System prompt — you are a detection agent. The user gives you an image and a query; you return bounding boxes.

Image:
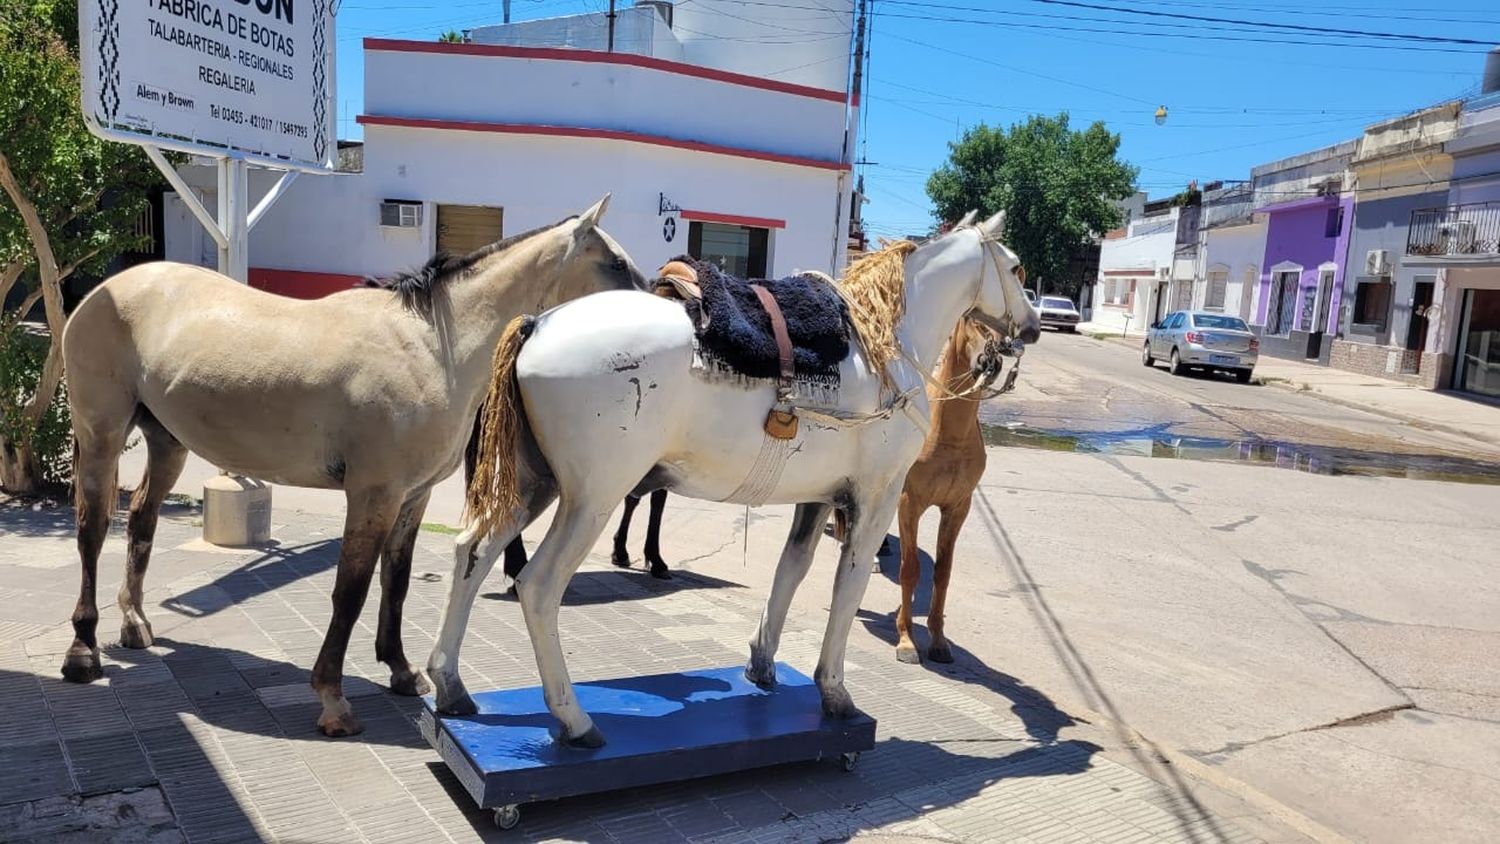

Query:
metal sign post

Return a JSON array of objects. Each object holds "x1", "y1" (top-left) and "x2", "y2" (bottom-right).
[{"x1": 79, "y1": 0, "x2": 336, "y2": 542}]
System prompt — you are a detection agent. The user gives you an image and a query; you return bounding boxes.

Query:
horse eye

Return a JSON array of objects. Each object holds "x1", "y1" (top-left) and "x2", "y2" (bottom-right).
[{"x1": 611, "y1": 258, "x2": 627, "y2": 272}]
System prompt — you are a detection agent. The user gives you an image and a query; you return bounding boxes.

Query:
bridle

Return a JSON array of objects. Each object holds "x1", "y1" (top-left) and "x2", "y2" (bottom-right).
[{"x1": 916, "y1": 225, "x2": 1026, "y2": 403}]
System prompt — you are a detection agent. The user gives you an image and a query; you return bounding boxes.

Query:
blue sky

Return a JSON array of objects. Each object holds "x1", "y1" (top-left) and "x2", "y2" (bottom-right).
[{"x1": 332, "y1": 0, "x2": 1500, "y2": 240}]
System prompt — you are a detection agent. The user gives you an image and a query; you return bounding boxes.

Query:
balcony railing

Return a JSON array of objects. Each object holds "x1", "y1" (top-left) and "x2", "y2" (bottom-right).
[{"x1": 1407, "y1": 201, "x2": 1500, "y2": 257}]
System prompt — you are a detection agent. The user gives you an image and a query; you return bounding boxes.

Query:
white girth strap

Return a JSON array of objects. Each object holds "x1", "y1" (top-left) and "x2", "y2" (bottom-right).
[{"x1": 722, "y1": 432, "x2": 794, "y2": 506}]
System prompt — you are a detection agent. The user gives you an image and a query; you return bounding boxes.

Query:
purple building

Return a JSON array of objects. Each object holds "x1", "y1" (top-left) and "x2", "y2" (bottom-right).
[{"x1": 1254, "y1": 186, "x2": 1355, "y2": 364}]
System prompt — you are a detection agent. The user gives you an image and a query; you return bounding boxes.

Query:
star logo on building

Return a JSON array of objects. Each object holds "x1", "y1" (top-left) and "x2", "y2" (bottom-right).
[{"x1": 663, "y1": 217, "x2": 677, "y2": 243}]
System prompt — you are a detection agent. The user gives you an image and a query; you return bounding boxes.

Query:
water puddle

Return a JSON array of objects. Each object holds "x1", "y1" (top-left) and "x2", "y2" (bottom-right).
[{"x1": 982, "y1": 424, "x2": 1500, "y2": 485}]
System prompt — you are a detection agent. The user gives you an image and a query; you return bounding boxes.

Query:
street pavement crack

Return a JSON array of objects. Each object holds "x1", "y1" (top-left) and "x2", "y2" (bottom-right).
[
  {"x1": 1190, "y1": 703, "x2": 1416, "y2": 759},
  {"x1": 672, "y1": 538, "x2": 738, "y2": 567}
]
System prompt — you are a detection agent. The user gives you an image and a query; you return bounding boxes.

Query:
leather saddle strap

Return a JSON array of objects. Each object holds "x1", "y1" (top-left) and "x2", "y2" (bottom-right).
[{"x1": 750, "y1": 284, "x2": 796, "y2": 386}]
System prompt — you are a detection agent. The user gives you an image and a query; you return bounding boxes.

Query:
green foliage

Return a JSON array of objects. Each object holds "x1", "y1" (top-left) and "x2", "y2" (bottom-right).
[
  {"x1": 0, "y1": 324, "x2": 70, "y2": 489},
  {"x1": 438, "y1": 30, "x2": 465, "y2": 43},
  {"x1": 926, "y1": 113, "x2": 1138, "y2": 299},
  {"x1": 0, "y1": 3, "x2": 158, "y2": 279}
]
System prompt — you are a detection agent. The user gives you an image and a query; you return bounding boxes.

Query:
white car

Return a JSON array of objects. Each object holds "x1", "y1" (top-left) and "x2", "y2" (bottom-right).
[{"x1": 1037, "y1": 296, "x2": 1081, "y2": 332}]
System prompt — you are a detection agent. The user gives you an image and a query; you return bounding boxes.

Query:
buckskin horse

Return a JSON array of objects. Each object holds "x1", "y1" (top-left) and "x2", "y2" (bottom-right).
[
  {"x1": 59, "y1": 196, "x2": 644, "y2": 737},
  {"x1": 433, "y1": 211, "x2": 1039, "y2": 747}
]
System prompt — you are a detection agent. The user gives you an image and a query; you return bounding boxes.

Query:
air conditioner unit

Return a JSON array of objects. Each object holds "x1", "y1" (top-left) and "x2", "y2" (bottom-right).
[
  {"x1": 1437, "y1": 220, "x2": 1477, "y2": 254},
  {"x1": 379, "y1": 200, "x2": 422, "y2": 228},
  {"x1": 1365, "y1": 249, "x2": 1390, "y2": 276}
]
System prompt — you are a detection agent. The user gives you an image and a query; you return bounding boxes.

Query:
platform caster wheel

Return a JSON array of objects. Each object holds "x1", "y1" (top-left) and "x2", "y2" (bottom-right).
[
  {"x1": 493, "y1": 804, "x2": 521, "y2": 830},
  {"x1": 840, "y1": 751, "x2": 860, "y2": 772}
]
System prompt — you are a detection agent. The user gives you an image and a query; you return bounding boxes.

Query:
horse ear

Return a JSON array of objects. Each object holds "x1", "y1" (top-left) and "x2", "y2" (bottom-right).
[
  {"x1": 983, "y1": 210, "x2": 1006, "y2": 235},
  {"x1": 955, "y1": 210, "x2": 979, "y2": 228},
  {"x1": 577, "y1": 193, "x2": 612, "y2": 232}
]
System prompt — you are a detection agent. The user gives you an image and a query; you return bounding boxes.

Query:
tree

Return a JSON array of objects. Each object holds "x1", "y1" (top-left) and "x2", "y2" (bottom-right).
[
  {"x1": 0, "y1": 3, "x2": 157, "y2": 493},
  {"x1": 438, "y1": 30, "x2": 465, "y2": 43},
  {"x1": 926, "y1": 113, "x2": 1138, "y2": 300}
]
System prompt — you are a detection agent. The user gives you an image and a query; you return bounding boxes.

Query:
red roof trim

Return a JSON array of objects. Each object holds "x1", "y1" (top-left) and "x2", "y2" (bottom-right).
[
  {"x1": 680, "y1": 209, "x2": 787, "y2": 229},
  {"x1": 363, "y1": 38, "x2": 856, "y2": 106},
  {"x1": 356, "y1": 114, "x2": 851, "y2": 172}
]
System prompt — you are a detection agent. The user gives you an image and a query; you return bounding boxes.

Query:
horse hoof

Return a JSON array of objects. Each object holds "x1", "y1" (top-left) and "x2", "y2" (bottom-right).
[
  {"x1": 744, "y1": 661, "x2": 777, "y2": 690},
  {"x1": 610, "y1": 552, "x2": 632, "y2": 569},
  {"x1": 436, "y1": 692, "x2": 478, "y2": 716},
  {"x1": 119, "y1": 621, "x2": 154, "y2": 650},
  {"x1": 317, "y1": 710, "x2": 365, "y2": 738},
  {"x1": 820, "y1": 685, "x2": 857, "y2": 719},
  {"x1": 563, "y1": 724, "x2": 606, "y2": 749},
  {"x1": 649, "y1": 566, "x2": 672, "y2": 580},
  {"x1": 60, "y1": 647, "x2": 102, "y2": 684},
  {"x1": 389, "y1": 669, "x2": 432, "y2": 697},
  {"x1": 895, "y1": 645, "x2": 921, "y2": 665},
  {"x1": 927, "y1": 644, "x2": 954, "y2": 664}
]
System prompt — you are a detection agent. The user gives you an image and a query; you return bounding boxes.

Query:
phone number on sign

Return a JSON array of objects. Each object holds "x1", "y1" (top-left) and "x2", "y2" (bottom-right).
[{"x1": 210, "y1": 106, "x2": 309, "y2": 138}]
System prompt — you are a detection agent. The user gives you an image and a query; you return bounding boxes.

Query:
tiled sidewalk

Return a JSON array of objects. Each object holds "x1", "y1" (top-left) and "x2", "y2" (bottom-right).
[{"x1": 0, "y1": 498, "x2": 1269, "y2": 843}]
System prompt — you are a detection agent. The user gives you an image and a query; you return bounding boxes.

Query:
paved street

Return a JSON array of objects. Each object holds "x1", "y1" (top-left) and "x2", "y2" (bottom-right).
[{"x1": 2, "y1": 330, "x2": 1498, "y2": 843}]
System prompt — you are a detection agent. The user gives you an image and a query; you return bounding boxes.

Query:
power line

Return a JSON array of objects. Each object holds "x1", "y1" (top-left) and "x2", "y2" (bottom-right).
[{"x1": 1013, "y1": 0, "x2": 1498, "y2": 46}]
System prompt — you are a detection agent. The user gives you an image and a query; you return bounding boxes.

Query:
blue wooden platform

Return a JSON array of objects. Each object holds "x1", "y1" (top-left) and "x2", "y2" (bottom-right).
[{"x1": 419, "y1": 663, "x2": 877, "y2": 810}]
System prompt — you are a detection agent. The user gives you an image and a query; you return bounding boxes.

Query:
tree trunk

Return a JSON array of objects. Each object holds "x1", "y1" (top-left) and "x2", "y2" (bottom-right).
[
  {"x1": 0, "y1": 436, "x2": 42, "y2": 495},
  {"x1": 0, "y1": 150, "x2": 68, "y2": 490}
]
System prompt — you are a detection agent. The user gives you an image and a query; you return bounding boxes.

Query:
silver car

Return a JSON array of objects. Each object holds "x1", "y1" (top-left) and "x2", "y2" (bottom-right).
[
  {"x1": 1037, "y1": 296, "x2": 1081, "y2": 332},
  {"x1": 1142, "y1": 310, "x2": 1259, "y2": 383}
]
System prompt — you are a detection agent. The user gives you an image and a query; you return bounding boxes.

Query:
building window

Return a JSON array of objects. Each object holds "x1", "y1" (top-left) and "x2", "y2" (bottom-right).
[
  {"x1": 1205, "y1": 269, "x2": 1228, "y2": 311},
  {"x1": 1102, "y1": 277, "x2": 1133, "y2": 305},
  {"x1": 1456, "y1": 289, "x2": 1500, "y2": 399},
  {"x1": 689, "y1": 221, "x2": 769, "y2": 278},
  {"x1": 1325, "y1": 206, "x2": 1344, "y2": 238},
  {"x1": 1352, "y1": 279, "x2": 1394, "y2": 332},
  {"x1": 1267, "y1": 271, "x2": 1299, "y2": 337},
  {"x1": 436, "y1": 204, "x2": 503, "y2": 255}
]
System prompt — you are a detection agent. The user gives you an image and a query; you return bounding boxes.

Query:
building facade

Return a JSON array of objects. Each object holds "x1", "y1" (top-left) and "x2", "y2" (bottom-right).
[
  {"x1": 1332, "y1": 103, "x2": 1460, "y2": 387},
  {"x1": 1194, "y1": 182, "x2": 1265, "y2": 323},
  {"x1": 1091, "y1": 203, "x2": 1179, "y2": 333},
  {"x1": 1408, "y1": 90, "x2": 1500, "y2": 400},
  {"x1": 1249, "y1": 141, "x2": 1356, "y2": 363},
  {"x1": 164, "y1": 2, "x2": 857, "y2": 297}
]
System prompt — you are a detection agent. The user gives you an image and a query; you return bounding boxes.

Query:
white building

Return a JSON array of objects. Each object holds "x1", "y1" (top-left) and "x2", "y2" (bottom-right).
[
  {"x1": 1195, "y1": 183, "x2": 1265, "y2": 323},
  {"x1": 164, "y1": 1, "x2": 857, "y2": 297},
  {"x1": 1091, "y1": 204, "x2": 1180, "y2": 334}
]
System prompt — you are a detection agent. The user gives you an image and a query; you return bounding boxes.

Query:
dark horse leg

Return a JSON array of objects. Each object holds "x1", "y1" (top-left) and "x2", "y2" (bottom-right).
[
  {"x1": 642, "y1": 489, "x2": 671, "y2": 579},
  {"x1": 375, "y1": 489, "x2": 433, "y2": 697},
  {"x1": 611, "y1": 491, "x2": 671, "y2": 579},
  {"x1": 610, "y1": 494, "x2": 642, "y2": 568},
  {"x1": 118, "y1": 409, "x2": 189, "y2": 650},
  {"x1": 312, "y1": 486, "x2": 402, "y2": 737}
]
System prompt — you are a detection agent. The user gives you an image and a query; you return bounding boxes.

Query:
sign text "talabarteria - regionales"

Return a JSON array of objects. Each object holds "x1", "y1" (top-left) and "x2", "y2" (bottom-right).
[{"x1": 81, "y1": 0, "x2": 335, "y2": 169}]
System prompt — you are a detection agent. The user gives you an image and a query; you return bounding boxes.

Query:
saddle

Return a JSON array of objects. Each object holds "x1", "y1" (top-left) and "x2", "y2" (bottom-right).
[{"x1": 652, "y1": 257, "x2": 852, "y2": 439}]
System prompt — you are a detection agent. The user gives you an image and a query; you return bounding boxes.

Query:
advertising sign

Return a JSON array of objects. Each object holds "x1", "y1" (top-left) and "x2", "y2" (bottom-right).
[{"x1": 80, "y1": 0, "x2": 335, "y2": 170}]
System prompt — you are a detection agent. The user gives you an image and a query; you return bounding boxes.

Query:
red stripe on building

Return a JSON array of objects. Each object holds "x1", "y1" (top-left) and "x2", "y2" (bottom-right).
[
  {"x1": 249, "y1": 268, "x2": 363, "y2": 299},
  {"x1": 680, "y1": 210, "x2": 787, "y2": 229},
  {"x1": 356, "y1": 115, "x2": 851, "y2": 172},
  {"x1": 363, "y1": 38, "x2": 856, "y2": 106}
]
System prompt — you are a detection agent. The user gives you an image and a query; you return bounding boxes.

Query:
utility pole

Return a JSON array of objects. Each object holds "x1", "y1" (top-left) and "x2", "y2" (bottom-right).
[
  {"x1": 607, "y1": 0, "x2": 617, "y2": 51},
  {"x1": 503, "y1": 0, "x2": 510, "y2": 23}
]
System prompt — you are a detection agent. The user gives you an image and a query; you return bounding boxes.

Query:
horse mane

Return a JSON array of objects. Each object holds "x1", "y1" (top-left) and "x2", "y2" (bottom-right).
[
  {"x1": 364, "y1": 216, "x2": 575, "y2": 310},
  {"x1": 836, "y1": 239, "x2": 918, "y2": 385}
]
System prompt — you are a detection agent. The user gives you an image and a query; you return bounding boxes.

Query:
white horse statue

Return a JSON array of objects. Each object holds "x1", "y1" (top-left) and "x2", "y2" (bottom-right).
[
  {"x1": 60, "y1": 196, "x2": 644, "y2": 737},
  {"x1": 430, "y1": 211, "x2": 1039, "y2": 747}
]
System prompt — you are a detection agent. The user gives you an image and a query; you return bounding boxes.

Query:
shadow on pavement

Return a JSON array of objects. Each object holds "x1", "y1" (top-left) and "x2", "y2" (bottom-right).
[{"x1": 480, "y1": 567, "x2": 745, "y2": 606}]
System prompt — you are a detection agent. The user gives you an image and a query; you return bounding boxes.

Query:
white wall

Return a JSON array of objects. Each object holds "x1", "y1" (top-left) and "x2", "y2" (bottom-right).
[
  {"x1": 468, "y1": 7, "x2": 682, "y2": 61},
  {"x1": 1091, "y1": 211, "x2": 1178, "y2": 333},
  {"x1": 1199, "y1": 222, "x2": 1266, "y2": 321},
  {"x1": 363, "y1": 46, "x2": 849, "y2": 164},
  {"x1": 168, "y1": 125, "x2": 846, "y2": 281},
  {"x1": 672, "y1": 0, "x2": 854, "y2": 91}
]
